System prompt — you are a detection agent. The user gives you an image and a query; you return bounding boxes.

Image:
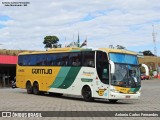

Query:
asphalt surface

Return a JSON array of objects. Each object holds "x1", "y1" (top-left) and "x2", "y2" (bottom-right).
[{"x1": 0, "y1": 79, "x2": 160, "y2": 120}]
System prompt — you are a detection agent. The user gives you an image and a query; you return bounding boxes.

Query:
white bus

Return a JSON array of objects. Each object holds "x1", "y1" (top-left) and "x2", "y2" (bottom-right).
[{"x1": 16, "y1": 47, "x2": 142, "y2": 103}]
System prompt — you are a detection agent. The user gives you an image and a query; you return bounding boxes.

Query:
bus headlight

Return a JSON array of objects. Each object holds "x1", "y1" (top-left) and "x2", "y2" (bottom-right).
[
  {"x1": 136, "y1": 90, "x2": 141, "y2": 94},
  {"x1": 110, "y1": 89, "x2": 120, "y2": 93}
]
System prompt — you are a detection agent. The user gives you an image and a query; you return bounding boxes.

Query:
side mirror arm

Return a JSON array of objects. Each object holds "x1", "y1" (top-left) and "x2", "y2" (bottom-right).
[{"x1": 109, "y1": 60, "x2": 115, "y2": 74}]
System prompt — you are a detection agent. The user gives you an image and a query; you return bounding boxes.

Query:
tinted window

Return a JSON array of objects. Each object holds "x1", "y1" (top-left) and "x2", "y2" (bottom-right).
[
  {"x1": 96, "y1": 51, "x2": 109, "y2": 84},
  {"x1": 82, "y1": 51, "x2": 95, "y2": 67},
  {"x1": 23, "y1": 55, "x2": 30, "y2": 65},
  {"x1": 109, "y1": 53, "x2": 138, "y2": 65},
  {"x1": 60, "y1": 53, "x2": 69, "y2": 66},
  {"x1": 29, "y1": 55, "x2": 37, "y2": 66},
  {"x1": 47, "y1": 54, "x2": 57, "y2": 66},
  {"x1": 36, "y1": 54, "x2": 47, "y2": 66},
  {"x1": 18, "y1": 51, "x2": 96, "y2": 67},
  {"x1": 69, "y1": 52, "x2": 81, "y2": 66},
  {"x1": 18, "y1": 55, "x2": 23, "y2": 66},
  {"x1": 55, "y1": 53, "x2": 69, "y2": 66}
]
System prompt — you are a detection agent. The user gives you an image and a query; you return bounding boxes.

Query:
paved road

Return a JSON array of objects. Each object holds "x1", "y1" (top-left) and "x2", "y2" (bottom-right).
[{"x1": 0, "y1": 79, "x2": 160, "y2": 120}]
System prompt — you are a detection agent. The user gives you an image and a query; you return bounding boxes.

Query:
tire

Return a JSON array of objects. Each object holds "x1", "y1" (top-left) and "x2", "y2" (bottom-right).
[
  {"x1": 82, "y1": 86, "x2": 94, "y2": 102},
  {"x1": 109, "y1": 99, "x2": 118, "y2": 103},
  {"x1": 33, "y1": 82, "x2": 40, "y2": 95},
  {"x1": 26, "y1": 82, "x2": 33, "y2": 94}
]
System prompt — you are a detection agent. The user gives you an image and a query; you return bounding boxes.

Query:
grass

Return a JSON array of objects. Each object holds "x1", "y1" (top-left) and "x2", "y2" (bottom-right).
[{"x1": 0, "y1": 49, "x2": 37, "y2": 56}]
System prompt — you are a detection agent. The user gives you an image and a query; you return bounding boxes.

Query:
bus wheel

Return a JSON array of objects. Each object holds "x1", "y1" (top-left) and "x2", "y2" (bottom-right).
[
  {"x1": 33, "y1": 82, "x2": 40, "y2": 95},
  {"x1": 26, "y1": 82, "x2": 33, "y2": 94},
  {"x1": 82, "y1": 86, "x2": 94, "y2": 102},
  {"x1": 109, "y1": 99, "x2": 118, "y2": 103}
]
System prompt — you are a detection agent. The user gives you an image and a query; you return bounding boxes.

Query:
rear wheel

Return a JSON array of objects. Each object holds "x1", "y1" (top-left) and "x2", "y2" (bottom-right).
[
  {"x1": 33, "y1": 82, "x2": 41, "y2": 95},
  {"x1": 82, "y1": 86, "x2": 94, "y2": 102},
  {"x1": 26, "y1": 82, "x2": 33, "y2": 94},
  {"x1": 109, "y1": 99, "x2": 118, "y2": 103}
]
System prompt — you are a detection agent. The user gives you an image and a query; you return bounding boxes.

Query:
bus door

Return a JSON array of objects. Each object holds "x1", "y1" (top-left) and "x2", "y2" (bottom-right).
[{"x1": 94, "y1": 51, "x2": 110, "y2": 98}]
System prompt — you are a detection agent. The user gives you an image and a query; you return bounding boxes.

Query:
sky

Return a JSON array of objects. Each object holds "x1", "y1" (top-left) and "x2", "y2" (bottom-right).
[{"x1": 0, "y1": 0, "x2": 160, "y2": 56}]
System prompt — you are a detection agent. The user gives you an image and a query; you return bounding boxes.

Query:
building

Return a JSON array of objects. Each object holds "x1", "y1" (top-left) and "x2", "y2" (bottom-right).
[
  {"x1": 0, "y1": 49, "x2": 39, "y2": 88},
  {"x1": 139, "y1": 56, "x2": 160, "y2": 77},
  {"x1": 0, "y1": 55, "x2": 17, "y2": 87},
  {"x1": 139, "y1": 56, "x2": 160, "y2": 70}
]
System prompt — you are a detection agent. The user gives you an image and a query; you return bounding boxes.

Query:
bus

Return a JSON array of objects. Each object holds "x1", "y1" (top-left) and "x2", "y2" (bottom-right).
[{"x1": 16, "y1": 47, "x2": 142, "y2": 103}]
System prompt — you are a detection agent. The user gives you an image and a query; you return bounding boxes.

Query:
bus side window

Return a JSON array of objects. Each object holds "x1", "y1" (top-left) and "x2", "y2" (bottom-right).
[
  {"x1": 36, "y1": 54, "x2": 45, "y2": 66},
  {"x1": 52, "y1": 54, "x2": 57, "y2": 66},
  {"x1": 23, "y1": 55, "x2": 29, "y2": 66},
  {"x1": 27, "y1": 55, "x2": 32, "y2": 65},
  {"x1": 18, "y1": 55, "x2": 23, "y2": 66},
  {"x1": 38, "y1": 54, "x2": 46, "y2": 66},
  {"x1": 46, "y1": 54, "x2": 51, "y2": 65},
  {"x1": 69, "y1": 52, "x2": 81, "y2": 66},
  {"x1": 54, "y1": 54, "x2": 60, "y2": 66},
  {"x1": 36, "y1": 55, "x2": 40, "y2": 65},
  {"x1": 30, "y1": 55, "x2": 37, "y2": 66},
  {"x1": 88, "y1": 60, "x2": 94, "y2": 67},
  {"x1": 60, "y1": 53, "x2": 69, "y2": 66},
  {"x1": 82, "y1": 51, "x2": 95, "y2": 67},
  {"x1": 42, "y1": 54, "x2": 47, "y2": 66}
]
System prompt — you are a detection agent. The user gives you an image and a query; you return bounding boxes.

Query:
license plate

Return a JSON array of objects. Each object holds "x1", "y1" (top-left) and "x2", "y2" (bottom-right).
[{"x1": 126, "y1": 95, "x2": 130, "y2": 98}]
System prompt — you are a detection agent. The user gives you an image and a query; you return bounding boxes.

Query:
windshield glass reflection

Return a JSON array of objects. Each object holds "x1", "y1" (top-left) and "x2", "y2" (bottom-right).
[{"x1": 111, "y1": 64, "x2": 141, "y2": 88}]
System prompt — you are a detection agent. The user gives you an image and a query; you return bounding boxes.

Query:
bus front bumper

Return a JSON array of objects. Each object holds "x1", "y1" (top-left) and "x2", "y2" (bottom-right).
[{"x1": 109, "y1": 92, "x2": 141, "y2": 100}]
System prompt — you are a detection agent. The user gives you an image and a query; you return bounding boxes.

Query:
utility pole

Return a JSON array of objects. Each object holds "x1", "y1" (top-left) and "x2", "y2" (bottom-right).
[
  {"x1": 152, "y1": 24, "x2": 158, "y2": 74},
  {"x1": 77, "y1": 32, "x2": 80, "y2": 47},
  {"x1": 152, "y1": 25, "x2": 157, "y2": 57},
  {"x1": 65, "y1": 37, "x2": 66, "y2": 47}
]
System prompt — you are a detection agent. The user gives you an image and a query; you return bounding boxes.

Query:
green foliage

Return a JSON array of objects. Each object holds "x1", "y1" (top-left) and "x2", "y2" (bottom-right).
[
  {"x1": 43, "y1": 36, "x2": 59, "y2": 48},
  {"x1": 140, "y1": 67, "x2": 145, "y2": 73},
  {"x1": 0, "y1": 49, "x2": 23, "y2": 56},
  {"x1": 149, "y1": 70, "x2": 153, "y2": 76},
  {"x1": 143, "y1": 50, "x2": 155, "y2": 56}
]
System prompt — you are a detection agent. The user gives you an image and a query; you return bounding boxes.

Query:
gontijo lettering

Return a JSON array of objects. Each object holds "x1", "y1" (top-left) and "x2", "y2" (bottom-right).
[{"x1": 32, "y1": 69, "x2": 52, "y2": 74}]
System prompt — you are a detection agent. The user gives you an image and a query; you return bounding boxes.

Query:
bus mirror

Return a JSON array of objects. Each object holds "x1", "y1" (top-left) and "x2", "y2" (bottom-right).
[
  {"x1": 141, "y1": 64, "x2": 149, "y2": 76},
  {"x1": 109, "y1": 60, "x2": 115, "y2": 74}
]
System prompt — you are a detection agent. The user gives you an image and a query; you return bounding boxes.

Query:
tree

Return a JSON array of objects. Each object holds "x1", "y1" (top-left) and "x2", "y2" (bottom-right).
[
  {"x1": 116, "y1": 45, "x2": 125, "y2": 49},
  {"x1": 143, "y1": 50, "x2": 155, "y2": 56},
  {"x1": 43, "y1": 36, "x2": 59, "y2": 48}
]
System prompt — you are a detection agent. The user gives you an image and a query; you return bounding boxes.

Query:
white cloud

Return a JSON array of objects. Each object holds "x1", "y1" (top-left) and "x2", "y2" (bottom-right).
[{"x1": 0, "y1": 0, "x2": 160, "y2": 55}]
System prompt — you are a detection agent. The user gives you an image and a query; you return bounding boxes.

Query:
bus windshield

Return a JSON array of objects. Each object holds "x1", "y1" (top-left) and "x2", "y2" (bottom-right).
[
  {"x1": 109, "y1": 53, "x2": 140, "y2": 88},
  {"x1": 109, "y1": 53, "x2": 138, "y2": 65}
]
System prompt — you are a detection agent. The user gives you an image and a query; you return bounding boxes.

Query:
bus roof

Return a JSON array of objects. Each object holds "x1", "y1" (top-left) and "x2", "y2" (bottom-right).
[
  {"x1": 18, "y1": 47, "x2": 137, "y2": 55},
  {"x1": 18, "y1": 47, "x2": 92, "y2": 55},
  {"x1": 99, "y1": 48, "x2": 137, "y2": 55}
]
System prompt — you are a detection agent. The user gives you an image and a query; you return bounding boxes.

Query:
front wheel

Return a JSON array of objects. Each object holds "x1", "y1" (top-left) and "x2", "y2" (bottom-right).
[{"x1": 82, "y1": 86, "x2": 94, "y2": 102}]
